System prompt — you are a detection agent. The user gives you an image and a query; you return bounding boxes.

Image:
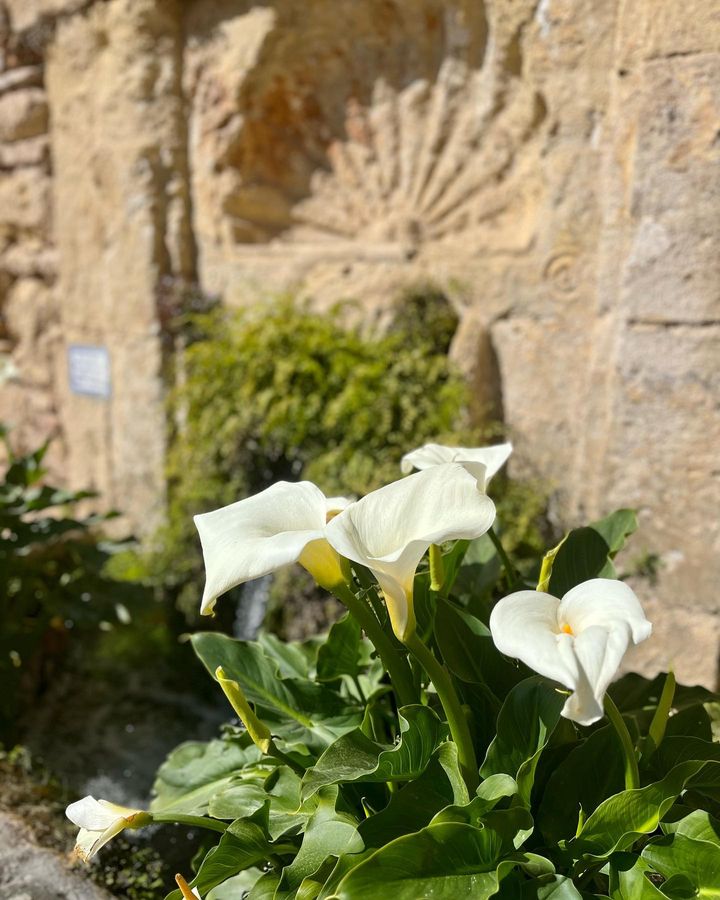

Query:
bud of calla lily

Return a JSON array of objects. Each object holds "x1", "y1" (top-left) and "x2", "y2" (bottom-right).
[
  {"x1": 325, "y1": 463, "x2": 496, "y2": 641},
  {"x1": 65, "y1": 797, "x2": 151, "y2": 861},
  {"x1": 194, "y1": 482, "x2": 351, "y2": 614},
  {"x1": 489, "y1": 578, "x2": 652, "y2": 726},
  {"x1": 215, "y1": 666, "x2": 272, "y2": 753},
  {"x1": 400, "y1": 442, "x2": 513, "y2": 487}
]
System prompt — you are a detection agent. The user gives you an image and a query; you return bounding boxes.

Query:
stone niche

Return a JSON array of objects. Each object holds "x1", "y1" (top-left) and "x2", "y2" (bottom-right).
[{"x1": 0, "y1": 0, "x2": 718, "y2": 686}]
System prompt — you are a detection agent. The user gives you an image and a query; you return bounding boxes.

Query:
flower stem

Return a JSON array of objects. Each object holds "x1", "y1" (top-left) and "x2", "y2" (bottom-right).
[
  {"x1": 152, "y1": 813, "x2": 228, "y2": 833},
  {"x1": 267, "y1": 740, "x2": 307, "y2": 776},
  {"x1": 488, "y1": 526, "x2": 519, "y2": 585},
  {"x1": 405, "y1": 632, "x2": 479, "y2": 793},
  {"x1": 604, "y1": 694, "x2": 640, "y2": 791},
  {"x1": 336, "y1": 585, "x2": 416, "y2": 708}
]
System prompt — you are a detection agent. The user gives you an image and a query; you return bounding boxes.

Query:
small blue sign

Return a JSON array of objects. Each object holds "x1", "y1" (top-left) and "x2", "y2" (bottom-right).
[{"x1": 68, "y1": 345, "x2": 111, "y2": 398}]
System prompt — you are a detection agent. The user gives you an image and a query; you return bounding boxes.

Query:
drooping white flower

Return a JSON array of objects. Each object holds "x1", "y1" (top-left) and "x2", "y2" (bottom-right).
[
  {"x1": 325, "y1": 463, "x2": 496, "y2": 641},
  {"x1": 65, "y1": 796, "x2": 151, "y2": 861},
  {"x1": 195, "y1": 482, "x2": 351, "y2": 614},
  {"x1": 400, "y1": 442, "x2": 513, "y2": 487},
  {"x1": 489, "y1": 579, "x2": 652, "y2": 726}
]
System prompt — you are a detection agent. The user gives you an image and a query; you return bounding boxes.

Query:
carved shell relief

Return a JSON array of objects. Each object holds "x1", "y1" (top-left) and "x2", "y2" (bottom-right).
[{"x1": 198, "y1": 0, "x2": 547, "y2": 263}]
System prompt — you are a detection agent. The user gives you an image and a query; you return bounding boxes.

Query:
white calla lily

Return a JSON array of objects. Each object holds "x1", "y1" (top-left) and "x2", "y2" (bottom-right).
[
  {"x1": 65, "y1": 796, "x2": 151, "y2": 861},
  {"x1": 194, "y1": 482, "x2": 351, "y2": 614},
  {"x1": 489, "y1": 578, "x2": 652, "y2": 726},
  {"x1": 325, "y1": 462, "x2": 496, "y2": 641},
  {"x1": 400, "y1": 441, "x2": 513, "y2": 486}
]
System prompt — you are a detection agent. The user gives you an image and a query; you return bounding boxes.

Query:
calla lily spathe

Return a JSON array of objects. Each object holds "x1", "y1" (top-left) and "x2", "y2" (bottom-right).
[
  {"x1": 489, "y1": 578, "x2": 652, "y2": 726},
  {"x1": 325, "y1": 462, "x2": 496, "y2": 641},
  {"x1": 400, "y1": 441, "x2": 513, "y2": 487},
  {"x1": 195, "y1": 482, "x2": 351, "y2": 614},
  {"x1": 65, "y1": 796, "x2": 151, "y2": 861}
]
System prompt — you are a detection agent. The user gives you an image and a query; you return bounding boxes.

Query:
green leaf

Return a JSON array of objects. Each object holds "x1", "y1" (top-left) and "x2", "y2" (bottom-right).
[
  {"x1": 538, "y1": 725, "x2": 625, "y2": 845},
  {"x1": 165, "y1": 808, "x2": 291, "y2": 900},
  {"x1": 207, "y1": 780, "x2": 267, "y2": 821},
  {"x1": 481, "y1": 677, "x2": 565, "y2": 806},
  {"x1": 651, "y1": 738, "x2": 720, "y2": 803},
  {"x1": 548, "y1": 509, "x2": 637, "y2": 597},
  {"x1": 609, "y1": 853, "x2": 669, "y2": 899},
  {"x1": 275, "y1": 790, "x2": 364, "y2": 898},
  {"x1": 431, "y1": 773, "x2": 520, "y2": 825},
  {"x1": 246, "y1": 872, "x2": 281, "y2": 899},
  {"x1": 209, "y1": 767, "x2": 318, "y2": 840},
  {"x1": 610, "y1": 673, "x2": 716, "y2": 742},
  {"x1": 297, "y1": 857, "x2": 339, "y2": 900},
  {"x1": 431, "y1": 786, "x2": 534, "y2": 852},
  {"x1": 333, "y1": 822, "x2": 553, "y2": 900},
  {"x1": 454, "y1": 535, "x2": 503, "y2": 616},
  {"x1": 316, "y1": 851, "x2": 376, "y2": 900},
  {"x1": 206, "y1": 868, "x2": 264, "y2": 899},
  {"x1": 301, "y1": 705, "x2": 446, "y2": 801},
  {"x1": 643, "y1": 833, "x2": 720, "y2": 898},
  {"x1": 437, "y1": 538, "x2": 471, "y2": 596},
  {"x1": 434, "y1": 598, "x2": 523, "y2": 696},
  {"x1": 610, "y1": 673, "x2": 714, "y2": 716},
  {"x1": 514, "y1": 876, "x2": 584, "y2": 898},
  {"x1": 316, "y1": 613, "x2": 363, "y2": 682},
  {"x1": 358, "y1": 751, "x2": 468, "y2": 848},
  {"x1": 662, "y1": 809, "x2": 720, "y2": 846},
  {"x1": 192, "y1": 633, "x2": 361, "y2": 748},
  {"x1": 151, "y1": 738, "x2": 262, "y2": 816},
  {"x1": 652, "y1": 735, "x2": 720, "y2": 770},
  {"x1": 433, "y1": 598, "x2": 489, "y2": 684},
  {"x1": 572, "y1": 760, "x2": 716, "y2": 858},
  {"x1": 257, "y1": 632, "x2": 318, "y2": 679}
]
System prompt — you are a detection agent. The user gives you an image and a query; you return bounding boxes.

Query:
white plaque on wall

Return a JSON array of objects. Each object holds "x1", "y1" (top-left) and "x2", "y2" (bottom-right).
[{"x1": 68, "y1": 345, "x2": 112, "y2": 398}]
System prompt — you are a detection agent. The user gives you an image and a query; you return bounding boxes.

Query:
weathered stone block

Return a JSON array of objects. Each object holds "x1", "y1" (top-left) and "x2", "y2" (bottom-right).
[
  {"x1": 0, "y1": 65, "x2": 42, "y2": 94},
  {"x1": 0, "y1": 133, "x2": 48, "y2": 167},
  {"x1": 0, "y1": 166, "x2": 50, "y2": 233},
  {"x1": 0, "y1": 87, "x2": 47, "y2": 141}
]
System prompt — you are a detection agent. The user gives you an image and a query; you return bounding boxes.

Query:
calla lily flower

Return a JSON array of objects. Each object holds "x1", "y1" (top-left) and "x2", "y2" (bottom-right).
[
  {"x1": 195, "y1": 482, "x2": 351, "y2": 614},
  {"x1": 489, "y1": 578, "x2": 652, "y2": 726},
  {"x1": 400, "y1": 441, "x2": 513, "y2": 487},
  {"x1": 325, "y1": 463, "x2": 496, "y2": 641},
  {"x1": 65, "y1": 796, "x2": 151, "y2": 861}
]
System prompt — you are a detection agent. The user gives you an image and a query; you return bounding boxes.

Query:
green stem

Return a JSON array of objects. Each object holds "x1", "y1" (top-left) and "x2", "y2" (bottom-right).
[
  {"x1": 267, "y1": 740, "x2": 307, "y2": 777},
  {"x1": 336, "y1": 585, "x2": 416, "y2": 708},
  {"x1": 152, "y1": 813, "x2": 228, "y2": 833},
  {"x1": 352, "y1": 674, "x2": 367, "y2": 705},
  {"x1": 405, "y1": 633, "x2": 479, "y2": 793},
  {"x1": 604, "y1": 694, "x2": 640, "y2": 791},
  {"x1": 488, "y1": 527, "x2": 519, "y2": 585},
  {"x1": 352, "y1": 566, "x2": 388, "y2": 622}
]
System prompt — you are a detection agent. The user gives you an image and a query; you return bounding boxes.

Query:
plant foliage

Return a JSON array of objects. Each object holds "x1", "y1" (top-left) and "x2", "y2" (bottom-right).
[
  {"x1": 0, "y1": 426, "x2": 150, "y2": 739},
  {"x1": 123, "y1": 508, "x2": 720, "y2": 898}
]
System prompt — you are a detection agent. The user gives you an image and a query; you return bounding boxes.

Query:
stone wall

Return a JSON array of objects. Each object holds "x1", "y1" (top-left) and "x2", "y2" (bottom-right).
[{"x1": 0, "y1": 0, "x2": 718, "y2": 685}]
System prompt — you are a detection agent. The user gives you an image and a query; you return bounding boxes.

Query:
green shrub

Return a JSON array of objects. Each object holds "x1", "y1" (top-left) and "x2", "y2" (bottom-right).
[
  {"x1": 153, "y1": 295, "x2": 484, "y2": 614},
  {"x1": 0, "y1": 427, "x2": 151, "y2": 739}
]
